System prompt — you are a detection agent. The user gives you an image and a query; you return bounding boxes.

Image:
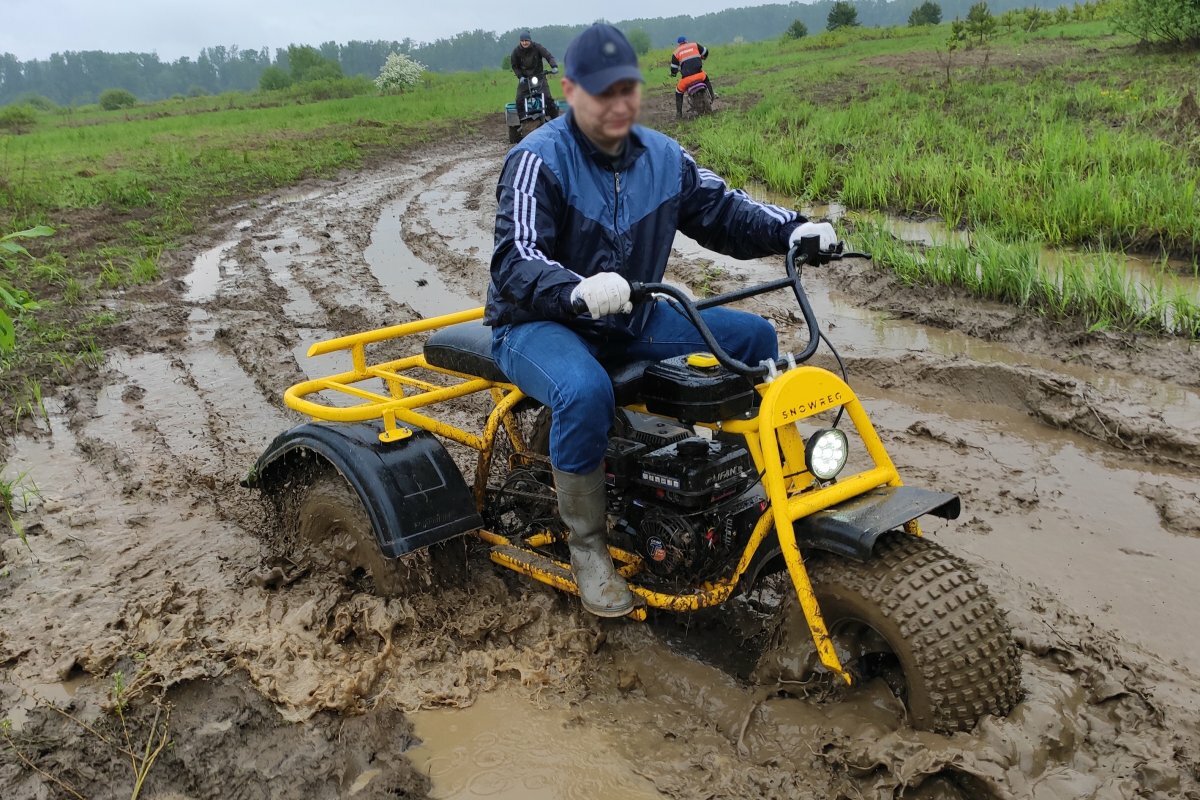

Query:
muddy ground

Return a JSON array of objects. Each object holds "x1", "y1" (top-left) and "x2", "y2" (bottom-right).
[{"x1": 2, "y1": 104, "x2": 1200, "y2": 799}]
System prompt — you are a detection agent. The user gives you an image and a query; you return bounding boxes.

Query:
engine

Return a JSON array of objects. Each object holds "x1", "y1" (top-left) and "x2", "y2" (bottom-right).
[{"x1": 604, "y1": 412, "x2": 766, "y2": 587}]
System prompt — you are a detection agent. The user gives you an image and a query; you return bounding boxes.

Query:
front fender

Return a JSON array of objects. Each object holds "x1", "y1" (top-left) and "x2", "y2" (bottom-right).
[
  {"x1": 740, "y1": 485, "x2": 961, "y2": 589},
  {"x1": 244, "y1": 422, "x2": 482, "y2": 558}
]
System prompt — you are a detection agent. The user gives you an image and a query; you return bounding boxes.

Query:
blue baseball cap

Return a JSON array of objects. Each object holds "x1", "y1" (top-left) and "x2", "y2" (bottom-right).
[
  {"x1": 677, "y1": 36, "x2": 687, "y2": 44},
  {"x1": 564, "y1": 24, "x2": 643, "y2": 95}
]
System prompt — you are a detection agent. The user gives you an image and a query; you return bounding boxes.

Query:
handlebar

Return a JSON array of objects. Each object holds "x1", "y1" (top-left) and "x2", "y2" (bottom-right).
[
  {"x1": 518, "y1": 69, "x2": 557, "y2": 82},
  {"x1": 571, "y1": 235, "x2": 870, "y2": 379}
]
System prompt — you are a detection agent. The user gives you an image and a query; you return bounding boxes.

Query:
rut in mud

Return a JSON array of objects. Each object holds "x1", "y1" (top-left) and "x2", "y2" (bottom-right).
[{"x1": 2, "y1": 125, "x2": 1200, "y2": 800}]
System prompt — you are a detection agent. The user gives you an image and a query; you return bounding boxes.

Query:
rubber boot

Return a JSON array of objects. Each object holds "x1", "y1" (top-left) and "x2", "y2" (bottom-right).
[
  {"x1": 554, "y1": 467, "x2": 636, "y2": 617},
  {"x1": 675, "y1": 93, "x2": 684, "y2": 119}
]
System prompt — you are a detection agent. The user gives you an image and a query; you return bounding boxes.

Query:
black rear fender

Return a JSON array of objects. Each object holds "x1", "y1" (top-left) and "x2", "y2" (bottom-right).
[{"x1": 244, "y1": 422, "x2": 482, "y2": 557}]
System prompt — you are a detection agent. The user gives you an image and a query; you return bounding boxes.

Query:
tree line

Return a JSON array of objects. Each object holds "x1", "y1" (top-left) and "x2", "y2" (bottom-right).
[{"x1": 1, "y1": 0, "x2": 1085, "y2": 107}]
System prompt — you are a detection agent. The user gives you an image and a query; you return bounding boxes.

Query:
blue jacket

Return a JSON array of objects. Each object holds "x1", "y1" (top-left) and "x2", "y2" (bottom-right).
[{"x1": 485, "y1": 112, "x2": 804, "y2": 342}]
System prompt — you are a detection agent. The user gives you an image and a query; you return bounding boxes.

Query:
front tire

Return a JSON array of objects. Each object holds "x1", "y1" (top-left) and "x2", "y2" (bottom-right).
[
  {"x1": 508, "y1": 125, "x2": 521, "y2": 144},
  {"x1": 758, "y1": 532, "x2": 1022, "y2": 732},
  {"x1": 277, "y1": 466, "x2": 460, "y2": 596}
]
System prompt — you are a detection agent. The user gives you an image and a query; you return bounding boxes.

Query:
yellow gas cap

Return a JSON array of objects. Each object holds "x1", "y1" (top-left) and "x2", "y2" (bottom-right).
[{"x1": 686, "y1": 352, "x2": 719, "y2": 369}]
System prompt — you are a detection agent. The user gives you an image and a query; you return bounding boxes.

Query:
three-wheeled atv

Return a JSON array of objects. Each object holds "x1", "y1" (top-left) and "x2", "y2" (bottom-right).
[{"x1": 246, "y1": 238, "x2": 1022, "y2": 732}]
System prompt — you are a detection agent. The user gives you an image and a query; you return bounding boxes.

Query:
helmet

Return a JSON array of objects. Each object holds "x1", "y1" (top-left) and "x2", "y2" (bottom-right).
[{"x1": 677, "y1": 36, "x2": 687, "y2": 44}]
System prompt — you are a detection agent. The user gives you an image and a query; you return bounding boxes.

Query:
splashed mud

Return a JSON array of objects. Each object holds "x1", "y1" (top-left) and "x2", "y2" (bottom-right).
[{"x1": 2, "y1": 125, "x2": 1200, "y2": 799}]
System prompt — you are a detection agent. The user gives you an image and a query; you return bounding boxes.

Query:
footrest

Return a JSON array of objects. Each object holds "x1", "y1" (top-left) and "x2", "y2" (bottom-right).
[
  {"x1": 489, "y1": 544, "x2": 647, "y2": 620},
  {"x1": 489, "y1": 544, "x2": 576, "y2": 591}
]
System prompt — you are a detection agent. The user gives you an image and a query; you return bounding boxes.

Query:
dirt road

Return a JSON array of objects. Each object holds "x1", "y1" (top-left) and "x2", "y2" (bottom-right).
[{"x1": 2, "y1": 124, "x2": 1199, "y2": 799}]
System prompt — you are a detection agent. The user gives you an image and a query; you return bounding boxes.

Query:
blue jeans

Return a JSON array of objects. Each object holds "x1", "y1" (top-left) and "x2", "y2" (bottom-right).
[{"x1": 492, "y1": 299, "x2": 777, "y2": 473}]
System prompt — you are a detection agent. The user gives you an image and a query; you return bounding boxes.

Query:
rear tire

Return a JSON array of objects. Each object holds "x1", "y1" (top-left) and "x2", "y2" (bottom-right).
[
  {"x1": 689, "y1": 90, "x2": 712, "y2": 117},
  {"x1": 758, "y1": 532, "x2": 1022, "y2": 732},
  {"x1": 278, "y1": 466, "x2": 462, "y2": 596}
]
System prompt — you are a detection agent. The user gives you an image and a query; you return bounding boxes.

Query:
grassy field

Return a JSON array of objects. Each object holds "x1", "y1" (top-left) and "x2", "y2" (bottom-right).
[
  {"x1": 671, "y1": 18, "x2": 1199, "y2": 335},
  {"x1": 0, "y1": 72, "x2": 515, "y2": 416},
  {"x1": 1, "y1": 14, "x2": 1199, "y2": 421}
]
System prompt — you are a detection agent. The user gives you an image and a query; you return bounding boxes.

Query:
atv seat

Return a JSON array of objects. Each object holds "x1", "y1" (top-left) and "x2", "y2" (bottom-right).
[{"x1": 423, "y1": 321, "x2": 650, "y2": 405}]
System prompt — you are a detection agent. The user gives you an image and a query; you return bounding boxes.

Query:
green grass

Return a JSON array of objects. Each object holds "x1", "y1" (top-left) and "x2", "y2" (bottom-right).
[
  {"x1": 0, "y1": 467, "x2": 39, "y2": 549},
  {"x1": 666, "y1": 18, "x2": 1199, "y2": 336},
  {"x1": 0, "y1": 72, "x2": 516, "y2": 411},
  {"x1": 853, "y1": 216, "x2": 1200, "y2": 336}
]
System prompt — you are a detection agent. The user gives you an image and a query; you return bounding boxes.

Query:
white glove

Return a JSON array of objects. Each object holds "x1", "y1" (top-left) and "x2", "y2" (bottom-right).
[
  {"x1": 789, "y1": 221, "x2": 838, "y2": 251},
  {"x1": 570, "y1": 272, "x2": 632, "y2": 317}
]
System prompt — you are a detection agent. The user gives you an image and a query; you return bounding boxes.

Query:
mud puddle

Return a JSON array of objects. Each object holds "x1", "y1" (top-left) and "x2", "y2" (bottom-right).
[
  {"x1": 4, "y1": 133, "x2": 1200, "y2": 799},
  {"x1": 408, "y1": 692, "x2": 664, "y2": 799}
]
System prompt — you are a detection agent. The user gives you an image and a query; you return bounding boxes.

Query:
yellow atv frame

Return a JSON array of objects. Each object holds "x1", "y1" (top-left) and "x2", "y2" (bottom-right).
[{"x1": 255, "y1": 244, "x2": 964, "y2": 690}]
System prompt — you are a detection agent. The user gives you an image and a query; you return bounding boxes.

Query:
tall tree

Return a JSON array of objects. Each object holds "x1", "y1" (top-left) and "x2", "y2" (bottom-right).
[
  {"x1": 965, "y1": 2, "x2": 997, "y2": 42},
  {"x1": 908, "y1": 1, "x2": 943, "y2": 26},
  {"x1": 827, "y1": 1, "x2": 861, "y2": 30}
]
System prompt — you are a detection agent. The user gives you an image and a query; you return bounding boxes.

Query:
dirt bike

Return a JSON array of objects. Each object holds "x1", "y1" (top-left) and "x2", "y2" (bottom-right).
[
  {"x1": 246, "y1": 236, "x2": 1022, "y2": 733},
  {"x1": 683, "y1": 78, "x2": 713, "y2": 117},
  {"x1": 506, "y1": 70, "x2": 557, "y2": 144}
]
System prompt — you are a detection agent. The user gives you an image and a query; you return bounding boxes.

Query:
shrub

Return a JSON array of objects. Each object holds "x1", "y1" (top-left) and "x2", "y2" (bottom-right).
[
  {"x1": 909, "y1": 1, "x2": 943, "y2": 26},
  {"x1": 1113, "y1": 0, "x2": 1200, "y2": 47},
  {"x1": 0, "y1": 226, "x2": 53, "y2": 354},
  {"x1": 0, "y1": 105, "x2": 37, "y2": 134},
  {"x1": 626, "y1": 28, "x2": 652, "y2": 55},
  {"x1": 1024, "y1": 7, "x2": 1052, "y2": 31},
  {"x1": 299, "y1": 60, "x2": 343, "y2": 83},
  {"x1": 786, "y1": 19, "x2": 810, "y2": 39},
  {"x1": 287, "y1": 76, "x2": 374, "y2": 103},
  {"x1": 12, "y1": 93, "x2": 55, "y2": 111},
  {"x1": 99, "y1": 88, "x2": 138, "y2": 110},
  {"x1": 375, "y1": 52, "x2": 426, "y2": 93},
  {"x1": 287, "y1": 45, "x2": 342, "y2": 83},
  {"x1": 259, "y1": 66, "x2": 292, "y2": 91}
]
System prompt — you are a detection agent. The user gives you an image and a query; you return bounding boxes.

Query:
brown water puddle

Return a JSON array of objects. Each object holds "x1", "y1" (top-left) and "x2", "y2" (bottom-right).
[{"x1": 408, "y1": 692, "x2": 664, "y2": 799}]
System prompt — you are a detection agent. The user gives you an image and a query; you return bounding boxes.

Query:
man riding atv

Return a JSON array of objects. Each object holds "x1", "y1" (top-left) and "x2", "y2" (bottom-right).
[
  {"x1": 488, "y1": 23, "x2": 835, "y2": 617},
  {"x1": 511, "y1": 29, "x2": 560, "y2": 120},
  {"x1": 670, "y1": 35, "x2": 715, "y2": 119}
]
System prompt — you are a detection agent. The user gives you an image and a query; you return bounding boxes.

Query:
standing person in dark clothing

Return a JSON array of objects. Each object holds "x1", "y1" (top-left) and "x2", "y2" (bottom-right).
[
  {"x1": 670, "y1": 35, "x2": 715, "y2": 119},
  {"x1": 511, "y1": 30, "x2": 560, "y2": 119},
  {"x1": 487, "y1": 24, "x2": 837, "y2": 617}
]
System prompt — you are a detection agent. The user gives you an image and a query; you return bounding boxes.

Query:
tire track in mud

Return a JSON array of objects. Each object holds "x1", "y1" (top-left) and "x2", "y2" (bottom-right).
[{"x1": 2, "y1": 135, "x2": 1200, "y2": 799}]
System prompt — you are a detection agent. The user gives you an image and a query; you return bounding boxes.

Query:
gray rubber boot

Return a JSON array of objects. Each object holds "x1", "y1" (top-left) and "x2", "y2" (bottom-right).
[{"x1": 554, "y1": 467, "x2": 636, "y2": 618}]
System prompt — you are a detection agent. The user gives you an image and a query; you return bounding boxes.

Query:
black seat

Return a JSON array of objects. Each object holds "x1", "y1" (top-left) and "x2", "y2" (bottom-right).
[
  {"x1": 424, "y1": 320, "x2": 509, "y2": 383},
  {"x1": 423, "y1": 321, "x2": 651, "y2": 405}
]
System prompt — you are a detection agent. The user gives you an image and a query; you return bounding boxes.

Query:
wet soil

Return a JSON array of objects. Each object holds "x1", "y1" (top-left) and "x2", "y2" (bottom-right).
[{"x1": 2, "y1": 117, "x2": 1200, "y2": 799}]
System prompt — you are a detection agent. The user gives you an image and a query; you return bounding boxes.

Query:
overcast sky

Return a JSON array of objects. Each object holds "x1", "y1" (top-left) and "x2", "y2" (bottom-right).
[{"x1": 2, "y1": 0, "x2": 789, "y2": 61}]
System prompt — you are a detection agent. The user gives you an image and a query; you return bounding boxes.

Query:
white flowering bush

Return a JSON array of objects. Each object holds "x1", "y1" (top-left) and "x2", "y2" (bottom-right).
[{"x1": 375, "y1": 52, "x2": 426, "y2": 93}]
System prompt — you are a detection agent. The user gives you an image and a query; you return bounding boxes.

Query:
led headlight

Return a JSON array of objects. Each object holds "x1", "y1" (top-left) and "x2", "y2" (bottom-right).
[{"x1": 805, "y1": 428, "x2": 849, "y2": 481}]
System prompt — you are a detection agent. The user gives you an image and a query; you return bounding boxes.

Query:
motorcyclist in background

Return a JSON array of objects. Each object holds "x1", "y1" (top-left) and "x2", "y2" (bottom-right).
[
  {"x1": 512, "y1": 29, "x2": 560, "y2": 119},
  {"x1": 670, "y1": 35, "x2": 715, "y2": 119}
]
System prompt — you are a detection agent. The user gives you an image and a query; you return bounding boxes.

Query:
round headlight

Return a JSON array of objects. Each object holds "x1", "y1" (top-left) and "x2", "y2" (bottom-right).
[{"x1": 805, "y1": 428, "x2": 848, "y2": 481}]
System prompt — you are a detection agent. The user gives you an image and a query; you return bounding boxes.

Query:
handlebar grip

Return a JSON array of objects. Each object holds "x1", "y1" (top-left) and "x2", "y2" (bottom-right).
[{"x1": 570, "y1": 281, "x2": 648, "y2": 316}]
